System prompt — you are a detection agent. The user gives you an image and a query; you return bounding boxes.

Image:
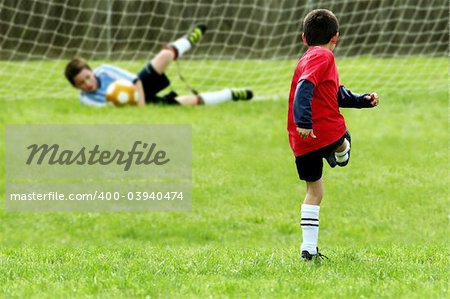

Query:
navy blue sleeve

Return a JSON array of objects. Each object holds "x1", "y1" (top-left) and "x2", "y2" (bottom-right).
[
  {"x1": 293, "y1": 79, "x2": 314, "y2": 129},
  {"x1": 337, "y1": 86, "x2": 372, "y2": 108}
]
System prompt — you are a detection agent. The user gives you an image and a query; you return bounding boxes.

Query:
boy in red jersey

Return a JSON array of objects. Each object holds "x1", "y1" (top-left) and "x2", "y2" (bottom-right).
[{"x1": 287, "y1": 9, "x2": 379, "y2": 261}]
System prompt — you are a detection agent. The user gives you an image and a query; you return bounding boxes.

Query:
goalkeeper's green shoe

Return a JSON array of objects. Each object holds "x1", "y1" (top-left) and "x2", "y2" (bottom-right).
[
  {"x1": 231, "y1": 89, "x2": 253, "y2": 101},
  {"x1": 187, "y1": 24, "x2": 207, "y2": 46}
]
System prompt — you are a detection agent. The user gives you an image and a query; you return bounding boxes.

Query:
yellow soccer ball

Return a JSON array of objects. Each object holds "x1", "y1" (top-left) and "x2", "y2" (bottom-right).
[{"x1": 106, "y1": 79, "x2": 139, "y2": 106}]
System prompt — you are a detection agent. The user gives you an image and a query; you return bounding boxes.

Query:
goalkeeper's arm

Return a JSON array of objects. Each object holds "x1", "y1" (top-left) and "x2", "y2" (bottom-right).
[{"x1": 337, "y1": 86, "x2": 378, "y2": 108}]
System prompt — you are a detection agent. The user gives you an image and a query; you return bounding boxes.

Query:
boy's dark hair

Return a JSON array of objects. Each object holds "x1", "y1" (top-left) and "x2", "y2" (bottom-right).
[
  {"x1": 303, "y1": 9, "x2": 339, "y2": 46},
  {"x1": 64, "y1": 57, "x2": 91, "y2": 86}
]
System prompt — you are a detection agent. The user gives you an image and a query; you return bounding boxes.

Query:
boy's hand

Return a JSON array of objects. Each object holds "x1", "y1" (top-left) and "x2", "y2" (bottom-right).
[
  {"x1": 364, "y1": 92, "x2": 379, "y2": 107},
  {"x1": 296, "y1": 127, "x2": 316, "y2": 139}
]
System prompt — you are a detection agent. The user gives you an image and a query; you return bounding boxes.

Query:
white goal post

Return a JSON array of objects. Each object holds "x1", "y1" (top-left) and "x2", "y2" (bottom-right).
[{"x1": 0, "y1": 0, "x2": 448, "y2": 101}]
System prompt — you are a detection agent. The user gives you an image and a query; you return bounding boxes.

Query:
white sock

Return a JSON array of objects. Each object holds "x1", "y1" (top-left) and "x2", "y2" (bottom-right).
[
  {"x1": 170, "y1": 37, "x2": 192, "y2": 58},
  {"x1": 300, "y1": 204, "x2": 320, "y2": 255},
  {"x1": 335, "y1": 138, "x2": 350, "y2": 163},
  {"x1": 199, "y1": 89, "x2": 232, "y2": 105}
]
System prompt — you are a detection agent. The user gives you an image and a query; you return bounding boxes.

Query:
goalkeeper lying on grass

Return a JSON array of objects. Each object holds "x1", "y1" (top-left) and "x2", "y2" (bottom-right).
[{"x1": 64, "y1": 24, "x2": 253, "y2": 107}]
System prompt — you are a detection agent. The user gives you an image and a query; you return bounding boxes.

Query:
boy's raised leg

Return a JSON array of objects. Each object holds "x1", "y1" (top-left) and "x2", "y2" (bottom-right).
[
  {"x1": 168, "y1": 23, "x2": 207, "y2": 59},
  {"x1": 151, "y1": 24, "x2": 207, "y2": 75}
]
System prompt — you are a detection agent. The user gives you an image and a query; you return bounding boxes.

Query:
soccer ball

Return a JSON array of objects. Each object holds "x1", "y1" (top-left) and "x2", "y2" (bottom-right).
[{"x1": 106, "y1": 79, "x2": 139, "y2": 106}]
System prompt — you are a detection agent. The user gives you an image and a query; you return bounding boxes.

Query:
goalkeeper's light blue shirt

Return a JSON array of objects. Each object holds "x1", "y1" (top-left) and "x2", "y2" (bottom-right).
[{"x1": 79, "y1": 65, "x2": 138, "y2": 107}]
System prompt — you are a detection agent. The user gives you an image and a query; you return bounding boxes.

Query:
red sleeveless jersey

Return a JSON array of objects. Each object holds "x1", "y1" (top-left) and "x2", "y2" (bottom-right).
[{"x1": 287, "y1": 47, "x2": 346, "y2": 156}]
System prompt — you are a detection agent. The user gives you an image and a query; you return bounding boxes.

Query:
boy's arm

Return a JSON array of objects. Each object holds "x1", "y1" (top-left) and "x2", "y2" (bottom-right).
[
  {"x1": 80, "y1": 93, "x2": 107, "y2": 107},
  {"x1": 293, "y1": 79, "x2": 316, "y2": 139},
  {"x1": 101, "y1": 65, "x2": 138, "y2": 82},
  {"x1": 337, "y1": 86, "x2": 379, "y2": 108}
]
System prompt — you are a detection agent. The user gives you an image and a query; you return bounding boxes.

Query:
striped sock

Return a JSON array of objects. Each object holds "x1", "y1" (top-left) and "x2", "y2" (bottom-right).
[
  {"x1": 335, "y1": 138, "x2": 350, "y2": 163},
  {"x1": 300, "y1": 204, "x2": 320, "y2": 255}
]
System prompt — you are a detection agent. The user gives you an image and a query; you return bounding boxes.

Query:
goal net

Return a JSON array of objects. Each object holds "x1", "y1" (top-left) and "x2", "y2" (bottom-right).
[{"x1": 0, "y1": 0, "x2": 448, "y2": 101}]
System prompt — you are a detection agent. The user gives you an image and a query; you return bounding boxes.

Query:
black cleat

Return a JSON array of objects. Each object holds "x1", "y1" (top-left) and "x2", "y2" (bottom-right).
[
  {"x1": 301, "y1": 247, "x2": 329, "y2": 261},
  {"x1": 326, "y1": 152, "x2": 338, "y2": 168},
  {"x1": 231, "y1": 89, "x2": 253, "y2": 101},
  {"x1": 187, "y1": 23, "x2": 207, "y2": 46}
]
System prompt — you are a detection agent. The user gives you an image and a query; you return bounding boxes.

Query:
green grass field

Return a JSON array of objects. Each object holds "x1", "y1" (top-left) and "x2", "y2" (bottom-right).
[{"x1": 0, "y1": 58, "x2": 448, "y2": 298}]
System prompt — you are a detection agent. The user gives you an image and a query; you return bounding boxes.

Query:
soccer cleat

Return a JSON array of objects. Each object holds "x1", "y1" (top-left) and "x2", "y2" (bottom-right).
[
  {"x1": 301, "y1": 247, "x2": 329, "y2": 261},
  {"x1": 187, "y1": 23, "x2": 207, "y2": 46},
  {"x1": 326, "y1": 152, "x2": 338, "y2": 168},
  {"x1": 231, "y1": 89, "x2": 253, "y2": 101}
]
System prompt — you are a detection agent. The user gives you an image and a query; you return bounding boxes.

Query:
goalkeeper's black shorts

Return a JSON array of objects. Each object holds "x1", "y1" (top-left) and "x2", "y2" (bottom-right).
[{"x1": 136, "y1": 63, "x2": 179, "y2": 105}]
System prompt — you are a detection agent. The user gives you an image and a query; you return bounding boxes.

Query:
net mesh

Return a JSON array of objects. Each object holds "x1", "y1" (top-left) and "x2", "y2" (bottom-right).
[{"x1": 0, "y1": 0, "x2": 448, "y2": 101}]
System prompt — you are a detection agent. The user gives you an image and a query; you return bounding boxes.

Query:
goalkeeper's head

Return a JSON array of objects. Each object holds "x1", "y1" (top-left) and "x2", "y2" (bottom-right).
[
  {"x1": 64, "y1": 57, "x2": 98, "y2": 92},
  {"x1": 302, "y1": 9, "x2": 339, "y2": 48}
]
